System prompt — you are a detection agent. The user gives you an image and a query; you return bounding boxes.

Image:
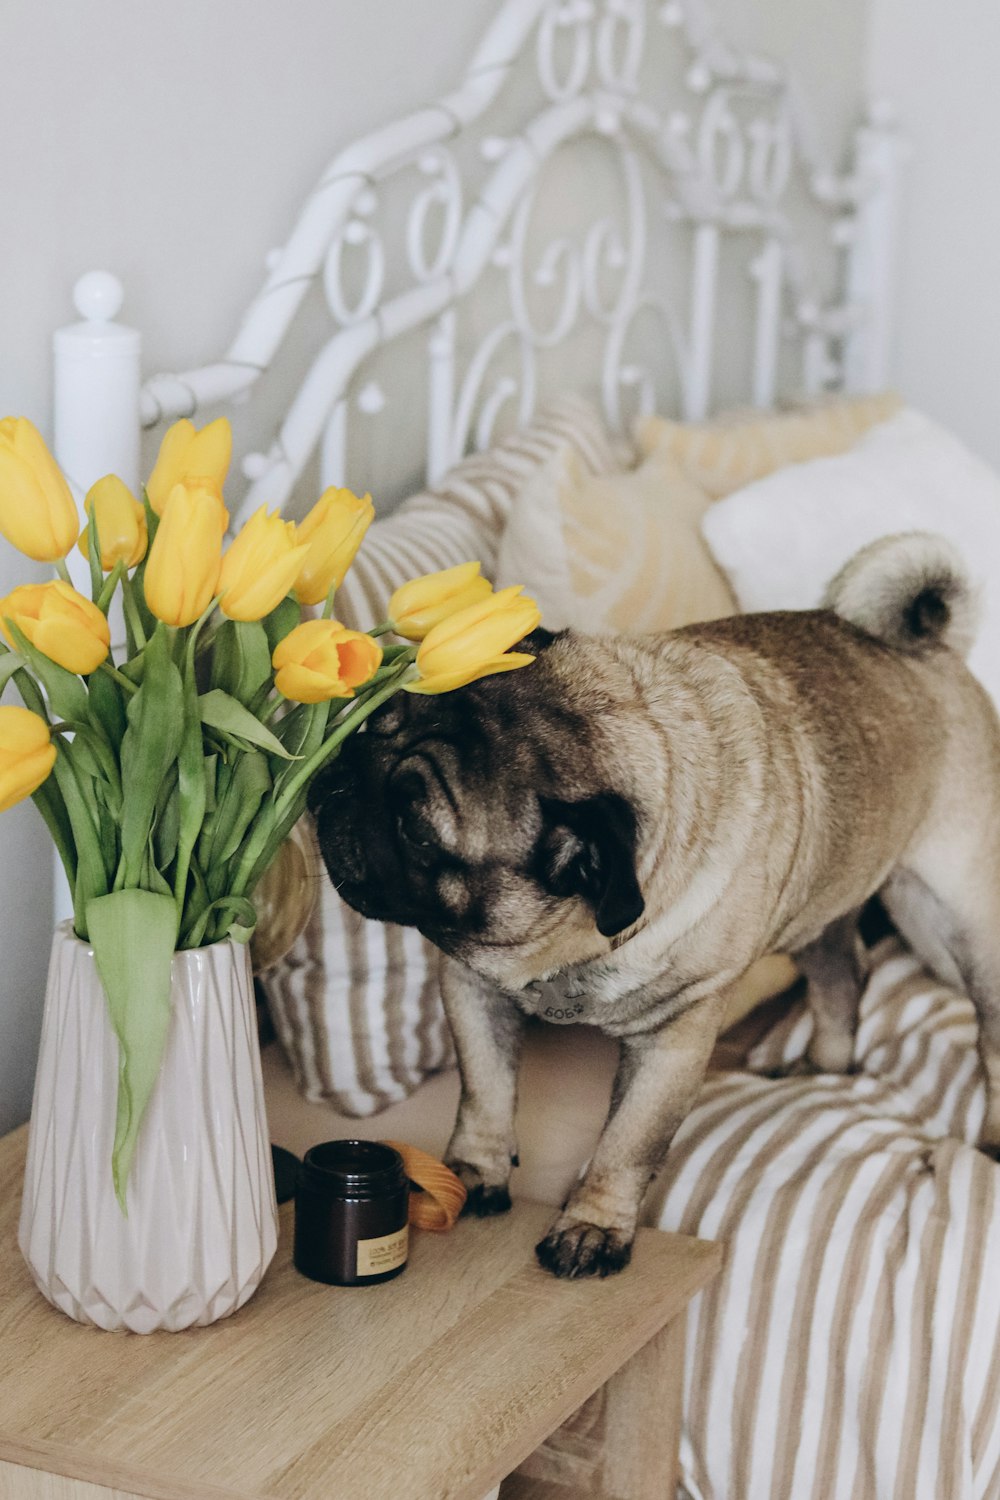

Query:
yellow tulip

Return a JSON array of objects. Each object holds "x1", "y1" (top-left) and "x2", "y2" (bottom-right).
[
  {"x1": 146, "y1": 417, "x2": 232, "y2": 516},
  {"x1": 272, "y1": 619, "x2": 382, "y2": 703},
  {"x1": 143, "y1": 481, "x2": 225, "y2": 627},
  {"x1": 78, "y1": 475, "x2": 147, "y2": 571},
  {"x1": 0, "y1": 417, "x2": 79, "y2": 562},
  {"x1": 406, "y1": 585, "x2": 540, "y2": 695},
  {"x1": 388, "y1": 561, "x2": 494, "y2": 641},
  {"x1": 0, "y1": 705, "x2": 56, "y2": 812},
  {"x1": 219, "y1": 506, "x2": 311, "y2": 622},
  {"x1": 0, "y1": 581, "x2": 110, "y2": 675},
  {"x1": 293, "y1": 487, "x2": 374, "y2": 606}
]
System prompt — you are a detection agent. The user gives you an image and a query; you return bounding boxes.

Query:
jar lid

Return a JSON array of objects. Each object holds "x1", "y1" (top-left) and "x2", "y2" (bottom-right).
[{"x1": 299, "y1": 1139, "x2": 407, "y2": 1198}]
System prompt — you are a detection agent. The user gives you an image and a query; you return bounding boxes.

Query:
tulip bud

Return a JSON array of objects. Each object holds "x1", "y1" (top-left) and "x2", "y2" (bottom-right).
[
  {"x1": 0, "y1": 417, "x2": 79, "y2": 562},
  {"x1": 0, "y1": 705, "x2": 57, "y2": 813},
  {"x1": 388, "y1": 561, "x2": 493, "y2": 641},
  {"x1": 78, "y1": 474, "x2": 148, "y2": 571},
  {"x1": 0, "y1": 581, "x2": 111, "y2": 675},
  {"x1": 143, "y1": 481, "x2": 226, "y2": 627},
  {"x1": 293, "y1": 487, "x2": 374, "y2": 606},
  {"x1": 146, "y1": 417, "x2": 232, "y2": 517},
  {"x1": 406, "y1": 585, "x2": 540, "y2": 695},
  {"x1": 218, "y1": 506, "x2": 311, "y2": 622},
  {"x1": 272, "y1": 619, "x2": 382, "y2": 703}
]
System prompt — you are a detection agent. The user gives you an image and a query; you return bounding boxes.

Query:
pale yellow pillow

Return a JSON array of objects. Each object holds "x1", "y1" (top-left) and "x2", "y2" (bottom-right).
[
  {"x1": 496, "y1": 445, "x2": 736, "y2": 633},
  {"x1": 634, "y1": 393, "x2": 902, "y2": 499}
]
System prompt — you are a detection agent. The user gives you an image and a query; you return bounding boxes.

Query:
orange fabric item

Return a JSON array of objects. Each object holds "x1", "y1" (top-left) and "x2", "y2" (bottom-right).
[{"x1": 384, "y1": 1141, "x2": 467, "y2": 1232}]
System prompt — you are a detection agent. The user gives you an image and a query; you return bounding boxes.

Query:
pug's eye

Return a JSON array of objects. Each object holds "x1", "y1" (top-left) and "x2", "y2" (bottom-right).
[{"x1": 396, "y1": 805, "x2": 434, "y2": 851}]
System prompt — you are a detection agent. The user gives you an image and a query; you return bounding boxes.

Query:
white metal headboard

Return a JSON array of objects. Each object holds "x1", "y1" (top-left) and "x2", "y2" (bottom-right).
[{"x1": 52, "y1": 0, "x2": 901, "y2": 524}]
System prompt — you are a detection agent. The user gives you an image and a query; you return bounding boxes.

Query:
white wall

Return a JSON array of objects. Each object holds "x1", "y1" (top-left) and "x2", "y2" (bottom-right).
[
  {"x1": 0, "y1": 0, "x2": 497, "y2": 1133},
  {"x1": 0, "y1": 0, "x2": 868, "y2": 1132},
  {"x1": 867, "y1": 0, "x2": 1000, "y2": 470}
]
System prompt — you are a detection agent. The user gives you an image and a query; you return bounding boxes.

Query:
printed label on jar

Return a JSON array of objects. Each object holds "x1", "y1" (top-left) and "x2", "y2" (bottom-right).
[{"x1": 356, "y1": 1224, "x2": 409, "y2": 1277}]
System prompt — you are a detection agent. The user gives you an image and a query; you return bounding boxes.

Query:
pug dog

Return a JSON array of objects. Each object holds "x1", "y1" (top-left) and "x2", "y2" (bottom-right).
[{"x1": 308, "y1": 532, "x2": 1000, "y2": 1278}]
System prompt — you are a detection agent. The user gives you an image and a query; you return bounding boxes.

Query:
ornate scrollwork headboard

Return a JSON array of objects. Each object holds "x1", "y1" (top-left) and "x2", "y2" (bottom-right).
[{"x1": 54, "y1": 0, "x2": 901, "y2": 521}]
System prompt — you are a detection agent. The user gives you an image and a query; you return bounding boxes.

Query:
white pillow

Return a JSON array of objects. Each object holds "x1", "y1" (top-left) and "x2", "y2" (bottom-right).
[{"x1": 701, "y1": 408, "x2": 1000, "y2": 710}]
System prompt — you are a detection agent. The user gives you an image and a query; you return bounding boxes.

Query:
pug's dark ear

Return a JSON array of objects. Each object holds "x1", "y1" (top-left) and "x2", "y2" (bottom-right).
[
  {"x1": 520, "y1": 625, "x2": 562, "y2": 652},
  {"x1": 537, "y1": 793, "x2": 645, "y2": 938}
]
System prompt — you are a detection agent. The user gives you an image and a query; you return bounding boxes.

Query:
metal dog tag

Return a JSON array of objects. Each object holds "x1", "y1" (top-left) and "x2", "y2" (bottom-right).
[{"x1": 521, "y1": 975, "x2": 590, "y2": 1025}]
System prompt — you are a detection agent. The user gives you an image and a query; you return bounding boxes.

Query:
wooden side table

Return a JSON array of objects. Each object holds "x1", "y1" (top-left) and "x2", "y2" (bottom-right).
[{"x1": 0, "y1": 1126, "x2": 720, "y2": 1500}]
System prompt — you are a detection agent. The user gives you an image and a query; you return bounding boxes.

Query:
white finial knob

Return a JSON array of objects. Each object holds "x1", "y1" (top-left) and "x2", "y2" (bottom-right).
[
  {"x1": 73, "y1": 271, "x2": 124, "y2": 323},
  {"x1": 242, "y1": 452, "x2": 272, "y2": 481}
]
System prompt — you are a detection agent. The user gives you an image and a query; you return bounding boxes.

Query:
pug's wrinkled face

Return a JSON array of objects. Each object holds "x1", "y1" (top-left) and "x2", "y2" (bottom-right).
[{"x1": 308, "y1": 636, "x2": 645, "y2": 990}]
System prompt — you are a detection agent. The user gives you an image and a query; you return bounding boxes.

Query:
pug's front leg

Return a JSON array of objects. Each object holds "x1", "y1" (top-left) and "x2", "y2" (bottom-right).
[
  {"x1": 537, "y1": 995, "x2": 724, "y2": 1278},
  {"x1": 441, "y1": 957, "x2": 527, "y2": 1217}
]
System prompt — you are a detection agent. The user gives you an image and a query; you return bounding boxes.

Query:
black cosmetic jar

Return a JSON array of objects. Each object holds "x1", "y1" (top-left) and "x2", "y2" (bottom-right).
[{"x1": 293, "y1": 1140, "x2": 409, "y2": 1287}]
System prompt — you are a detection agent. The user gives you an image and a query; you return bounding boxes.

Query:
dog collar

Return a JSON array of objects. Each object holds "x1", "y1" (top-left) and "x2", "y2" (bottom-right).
[{"x1": 519, "y1": 918, "x2": 648, "y2": 1025}]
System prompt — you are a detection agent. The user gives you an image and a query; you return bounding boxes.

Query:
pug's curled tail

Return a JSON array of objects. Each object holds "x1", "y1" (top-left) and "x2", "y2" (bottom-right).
[{"x1": 823, "y1": 531, "x2": 979, "y2": 657}]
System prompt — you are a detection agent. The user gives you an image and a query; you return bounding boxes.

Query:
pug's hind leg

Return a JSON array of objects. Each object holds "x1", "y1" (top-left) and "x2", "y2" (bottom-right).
[
  {"x1": 794, "y1": 908, "x2": 867, "y2": 1075},
  {"x1": 536, "y1": 995, "x2": 724, "y2": 1278},
  {"x1": 883, "y1": 861, "x2": 1000, "y2": 1155},
  {"x1": 440, "y1": 957, "x2": 525, "y2": 1217}
]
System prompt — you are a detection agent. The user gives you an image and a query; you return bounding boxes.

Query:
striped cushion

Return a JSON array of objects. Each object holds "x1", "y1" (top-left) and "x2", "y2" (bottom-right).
[
  {"x1": 260, "y1": 396, "x2": 621, "y2": 1114},
  {"x1": 651, "y1": 939, "x2": 1000, "y2": 1500}
]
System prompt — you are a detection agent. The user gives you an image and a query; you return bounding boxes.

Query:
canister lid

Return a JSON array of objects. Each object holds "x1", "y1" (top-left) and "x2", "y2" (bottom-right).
[{"x1": 299, "y1": 1139, "x2": 407, "y2": 1199}]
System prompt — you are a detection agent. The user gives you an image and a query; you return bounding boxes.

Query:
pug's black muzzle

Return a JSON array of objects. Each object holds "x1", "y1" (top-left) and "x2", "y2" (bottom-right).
[{"x1": 307, "y1": 737, "x2": 420, "y2": 926}]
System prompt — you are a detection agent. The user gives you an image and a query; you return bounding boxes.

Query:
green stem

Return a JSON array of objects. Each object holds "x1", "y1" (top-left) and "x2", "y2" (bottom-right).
[
  {"x1": 369, "y1": 621, "x2": 395, "y2": 638},
  {"x1": 99, "y1": 660, "x2": 138, "y2": 696},
  {"x1": 260, "y1": 692, "x2": 285, "y2": 726},
  {"x1": 321, "y1": 584, "x2": 336, "y2": 621},
  {"x1": 53, "y1": 557, "x2": 72, "y2": 586},
  {"x1": 96, "y1": 560, "x2": 126, "y2": 615},
  {"x1": 120, "y1": 572, "x2": 147, "y2": 651}
]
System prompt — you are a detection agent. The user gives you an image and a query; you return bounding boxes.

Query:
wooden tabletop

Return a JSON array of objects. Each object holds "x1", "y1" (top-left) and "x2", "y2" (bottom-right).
[{"x1": 0, "y1": 1125, "x2": 720, "y2": 1500}]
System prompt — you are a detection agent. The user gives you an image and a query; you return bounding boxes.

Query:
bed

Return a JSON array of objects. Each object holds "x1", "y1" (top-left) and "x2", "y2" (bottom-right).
[{"x1": 47, "y1": 3, "x2": 1000, "y2": 1497}]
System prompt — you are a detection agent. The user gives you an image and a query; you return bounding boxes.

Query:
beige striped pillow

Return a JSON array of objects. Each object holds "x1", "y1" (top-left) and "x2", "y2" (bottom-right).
[
  {"x1": 651, "y1": 938, "x2": 1000, "y2": 1500},
  {"x1": 259, "y1": 396, "x2": 622, "y2": 1114},
  {"x1": 634, "y1": 392, "x2": 901, "y2": 500}
]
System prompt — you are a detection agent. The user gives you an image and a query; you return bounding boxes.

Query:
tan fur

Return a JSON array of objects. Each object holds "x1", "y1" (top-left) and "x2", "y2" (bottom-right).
[{"x1": 310, "y1": 534, "x2": 1000, "y2": 1275}]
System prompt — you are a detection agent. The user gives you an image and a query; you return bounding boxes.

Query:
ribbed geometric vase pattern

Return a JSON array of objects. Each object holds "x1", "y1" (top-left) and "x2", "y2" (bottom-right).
[{"x1": 19, "y1": 922, "x2": 279, "y2": 1333}]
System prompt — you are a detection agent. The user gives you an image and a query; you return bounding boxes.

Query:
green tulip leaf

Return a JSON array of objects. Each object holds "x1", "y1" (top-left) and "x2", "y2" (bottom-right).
[
  {"x1": 262, "y1": 594, "x2": 301, "y2": 654},
  {"x1": 118, "y1": 626, "x2": 185, "y2": 889},
  {"x1": 203, "y1": 753, "x2": 218, "y2": 814},
  {"x1": 152, "y1": 770, "x2": 180, "y2": 870},
  {"x1": 181, "y1": 894, "x2": 257, "y2": 950},
  {"x1": 87, "y1": 664, "x2": 128, "y2": 749},
  {"x1": 198, "y1": 688, "x2": 298, "y2": 759},
  {"x1": 0, "y1": 650, "x2": 26, "y2": 694},
  {"x1": 87, "y1": 888, "x2": 179, "y2": 1211},
  {"x1": 209, "y1": 620, "x2": 272, "y2": 707},
  {"x1": 206, "y1": 751, "x2": 271, "y2": 882},
  {"x1": 173, "y1": 661, "x2": 208, "y2": 918},
  {"x1": 50, "y1": 749, "x2": 109, "y2": 938}
]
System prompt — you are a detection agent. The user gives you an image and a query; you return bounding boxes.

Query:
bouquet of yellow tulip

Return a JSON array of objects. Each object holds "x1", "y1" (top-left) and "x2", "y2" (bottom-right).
[{"x1": 0, "y1": 414, "x2": 539, "y2": 1206}]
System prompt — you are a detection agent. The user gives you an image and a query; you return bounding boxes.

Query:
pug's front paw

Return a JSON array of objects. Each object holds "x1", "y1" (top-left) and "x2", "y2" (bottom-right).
[
  {"x1": 535, "y1": 1217, "x2": 633, "y2": 1278},
  {"x1": 445, "y1": 1160, "x2": 513, "y2": 1218},
  {"x1": 464, "y1": 1182, "x2": 513, "y2": 1218}
]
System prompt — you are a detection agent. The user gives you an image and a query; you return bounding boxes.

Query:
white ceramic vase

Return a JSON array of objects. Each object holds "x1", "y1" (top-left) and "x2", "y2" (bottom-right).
[{"x1": 18, "y1": 921, "x2": 279, "y2": 1333}]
